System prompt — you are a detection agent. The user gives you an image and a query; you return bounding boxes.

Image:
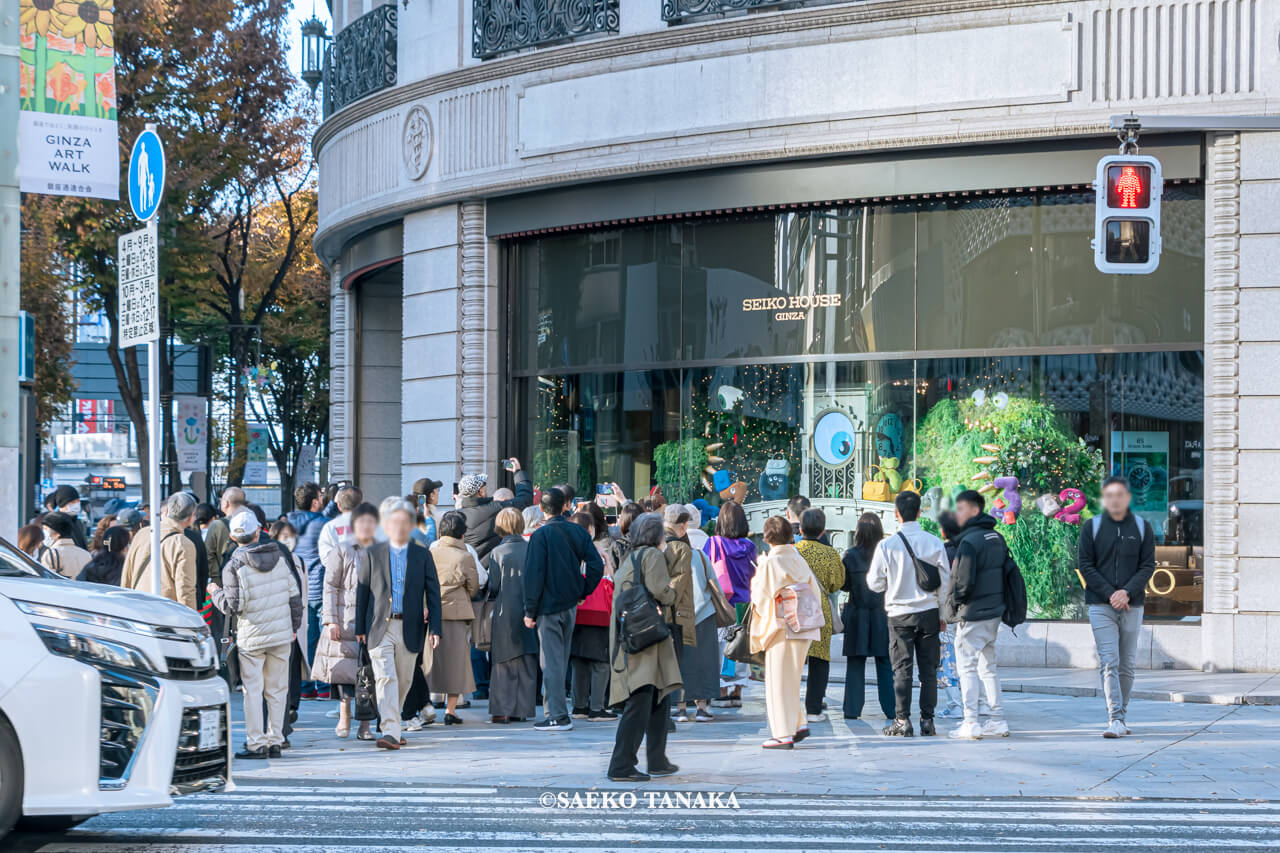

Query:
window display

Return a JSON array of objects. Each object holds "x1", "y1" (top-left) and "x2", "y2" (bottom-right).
[{"x1": 509, "y1": 192, "x2": 1204, "y2": 620}]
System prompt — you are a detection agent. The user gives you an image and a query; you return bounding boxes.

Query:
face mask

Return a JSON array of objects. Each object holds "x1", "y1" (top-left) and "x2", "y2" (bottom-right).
[
  {"x1": 280, "y1": 536, "x2": 297, "y2": 551},
  {"x1": 62, "y1": 501, "x2": 81, "y2": 516},
  {"x1": 43, "y1": 529, "x2": 57, "y2": 547}
]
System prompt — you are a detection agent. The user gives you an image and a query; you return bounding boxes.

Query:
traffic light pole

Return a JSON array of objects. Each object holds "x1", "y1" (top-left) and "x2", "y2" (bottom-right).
[{"x1": 0, "y1": 0, "x2": 21, "y2": 540}]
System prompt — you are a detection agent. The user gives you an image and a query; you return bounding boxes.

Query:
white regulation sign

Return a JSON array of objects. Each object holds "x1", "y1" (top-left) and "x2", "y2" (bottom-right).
[{"x1": 117, "y1": 225, "x2": 159, "y2": 349}]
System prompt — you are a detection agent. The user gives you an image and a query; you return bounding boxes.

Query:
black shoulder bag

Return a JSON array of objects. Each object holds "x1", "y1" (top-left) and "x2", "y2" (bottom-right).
[
  {"x1": 611, "y1": 551, "x2": 671, "y2": 673},
  {"x1": 897, "y1": 532, "x2": 941, "y2": 593}
]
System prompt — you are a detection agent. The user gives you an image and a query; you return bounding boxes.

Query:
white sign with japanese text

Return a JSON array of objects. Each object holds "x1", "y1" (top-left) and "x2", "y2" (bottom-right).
[{"x1": 117, "y1": 224, "x2": 159, "y2": 348}]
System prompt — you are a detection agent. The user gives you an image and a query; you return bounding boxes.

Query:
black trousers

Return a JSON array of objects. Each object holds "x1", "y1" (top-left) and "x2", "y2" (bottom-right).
[
  {"x1": 804, "y1": 656, "x2": 830, "y2": 716},
  {"x1": 401, "y1": 647, "x2": 432, "y2": 719},
  {"x1": 888, "y1": 609, "x2": 941, "y2": 721},
  {"x1": 607, "y1": 685, "x2": 671, "y2": 777},
  {"x1": 843, "y1": 655, "x2": 896, "y2": 719}
]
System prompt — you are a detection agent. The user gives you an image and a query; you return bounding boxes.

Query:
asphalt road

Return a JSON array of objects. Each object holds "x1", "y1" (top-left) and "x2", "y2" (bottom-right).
[{"x1": 8, "y1": 778, "x2": 1280, "y2": 852}]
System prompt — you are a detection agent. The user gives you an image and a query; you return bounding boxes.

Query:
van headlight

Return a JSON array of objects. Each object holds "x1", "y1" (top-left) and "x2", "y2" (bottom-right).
[{"x1": 33, "y1": 625, "x2": 162, "y2": 675}]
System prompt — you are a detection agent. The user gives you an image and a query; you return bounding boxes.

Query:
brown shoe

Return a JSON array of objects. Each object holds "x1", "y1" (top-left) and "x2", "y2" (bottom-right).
[{"x1": 376, "y1": 735, "x2": 400, "y2": 750}]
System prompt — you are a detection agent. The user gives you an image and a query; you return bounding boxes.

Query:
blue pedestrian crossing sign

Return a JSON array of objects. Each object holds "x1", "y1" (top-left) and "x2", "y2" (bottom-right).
[{"x1": 128, "y1": 128, "x2": 165, "y2": 222}]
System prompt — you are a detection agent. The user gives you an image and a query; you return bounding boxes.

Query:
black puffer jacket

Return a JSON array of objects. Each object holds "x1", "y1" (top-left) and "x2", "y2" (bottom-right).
[
  {"x1": 458, "y1": 470, "x2": 533, "y2": 559},
  {"x1": 945, "y1": 514, "x2": 1007, "y2": 624},
  {"x1": 1077, "y1": 511, "x2": 1155, "y2": 606}
]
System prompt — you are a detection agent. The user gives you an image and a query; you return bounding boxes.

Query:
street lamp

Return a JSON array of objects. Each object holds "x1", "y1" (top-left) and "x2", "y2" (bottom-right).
[{"x1": 299, "y1": 14, "x2": 330, "y2": 98}]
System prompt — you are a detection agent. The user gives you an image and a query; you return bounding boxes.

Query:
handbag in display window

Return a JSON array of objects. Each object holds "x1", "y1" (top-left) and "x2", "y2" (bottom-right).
[{"x1": 862, "y1": 466, "x2": 892, "y2": 502}]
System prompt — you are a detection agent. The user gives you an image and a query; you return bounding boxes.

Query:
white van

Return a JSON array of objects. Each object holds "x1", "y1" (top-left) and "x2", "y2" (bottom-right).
[{"x1": 0, "y1": 538, "x2": 230, "y2": 837}]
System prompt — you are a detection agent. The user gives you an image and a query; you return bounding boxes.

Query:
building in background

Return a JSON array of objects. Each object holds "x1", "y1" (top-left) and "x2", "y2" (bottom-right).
[{"x1": 313, "y1": 0, "x2": 1279, "y2": 672}]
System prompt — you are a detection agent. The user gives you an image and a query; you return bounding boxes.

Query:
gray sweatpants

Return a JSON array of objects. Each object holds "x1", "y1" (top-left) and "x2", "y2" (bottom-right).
[
  {"x1": 1088, "y1": 604, "x2": 1144, "y2": 723},
  {"x1": 537, "y1": 607, "x2": 576, "y2": 721}
]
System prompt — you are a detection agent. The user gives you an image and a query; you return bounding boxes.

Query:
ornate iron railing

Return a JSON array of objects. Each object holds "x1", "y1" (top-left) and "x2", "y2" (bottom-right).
[
  {"x1": 472, "y1": 0, "x2": 619, "y2": 60},
  {"x1": 323, "y1": 5, "x2": 398, "y2": 117},
  {"x1": 661, "y1": 0, "x2": 792, "y2": 22}
]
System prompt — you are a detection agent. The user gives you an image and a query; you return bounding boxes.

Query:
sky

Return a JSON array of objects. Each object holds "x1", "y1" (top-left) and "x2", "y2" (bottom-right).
[{"x1": 287, "y1": 0, "x2": 334, "y2": 83}]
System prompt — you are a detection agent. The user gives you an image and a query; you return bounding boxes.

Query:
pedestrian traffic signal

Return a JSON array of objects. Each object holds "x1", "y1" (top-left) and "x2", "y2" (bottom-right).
[{"x1": 1093, "y1": 154, "x2": 1162, "y2": 274}]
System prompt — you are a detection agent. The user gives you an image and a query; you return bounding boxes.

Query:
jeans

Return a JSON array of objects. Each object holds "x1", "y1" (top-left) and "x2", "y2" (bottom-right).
[
  {"x1": 470, "y1": 646, "x2": 491, "y2": 697},
  {"x1": 303, "y1": 601, "x2": 328, "y2": 694},
  {"x1": 844, "y1": 655, "x2": 895, "y2": 719},
  {"x1": 888, "y1": 609, "x2": 941, "y2": 721},
  {"x1": 1089, "y1": 604, "x2": 1144, "y2": 723},
  {"x1": 804, "y1": 656, "x2": 830, "y2": 716},
  {"x1": 607, "y1": 685, "x2": 671, "y2": 777},
  {"x1": 537, "y1": 607, "x2": 576, "y2": 721},
  {"x1": 954, "y1": 617, "x2": 1004, "y2": 725}
]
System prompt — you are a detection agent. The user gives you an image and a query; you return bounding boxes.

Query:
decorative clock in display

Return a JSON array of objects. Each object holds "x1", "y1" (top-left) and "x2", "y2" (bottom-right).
[
  {"x1": 1127, "y1": 459, "x2": 1153, "y2": 503},
  {"x1": 813, "y1": 409, "x2": 857, "y2": 468}
]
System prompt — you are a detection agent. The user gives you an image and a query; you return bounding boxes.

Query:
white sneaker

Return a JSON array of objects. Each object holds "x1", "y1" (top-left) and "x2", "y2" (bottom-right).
[
  {"x1": 981, "y1": 719, "x2": 1010, "y2": 738},
  {"x1": 936, "y1": 702, "x2": 964, "y2": 719},
  {"x1": 806, "y1": 713, "x2": 826, "y2": 722},
  {"x1": 948, "y1": 722, "x2": 983, "y2": 740},
  {"x1": 1103, "y1": 720, "x2": 1127, "y2": 738},
  {"x1": 402, "y1": 714, "x2": 430, "y2": 732}
]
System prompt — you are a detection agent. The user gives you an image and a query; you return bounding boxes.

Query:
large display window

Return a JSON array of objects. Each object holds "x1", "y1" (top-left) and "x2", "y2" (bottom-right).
[{"x1": 508, "y1": 188, "x2": 1205, "y2": 620}]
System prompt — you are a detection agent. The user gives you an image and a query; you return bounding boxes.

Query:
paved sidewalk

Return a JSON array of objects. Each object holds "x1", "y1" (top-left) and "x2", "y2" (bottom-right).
[
  {"x1": 232, "y1": 681, "x2": 1280, "y2": 801},
  {"x1": 826, "y1": 653, "x2": 1280, "y2": 705}
]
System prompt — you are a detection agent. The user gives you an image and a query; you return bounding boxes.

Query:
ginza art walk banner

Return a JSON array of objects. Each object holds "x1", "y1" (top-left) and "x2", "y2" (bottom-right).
[{"x1": 18, "y1": 0, "x2": 119, "y2": 199}]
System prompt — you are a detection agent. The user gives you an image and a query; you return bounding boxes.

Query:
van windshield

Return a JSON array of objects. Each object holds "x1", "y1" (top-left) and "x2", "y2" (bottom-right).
[{"x1": 0, "y1": 538, "x2": 61, "y2": 579}]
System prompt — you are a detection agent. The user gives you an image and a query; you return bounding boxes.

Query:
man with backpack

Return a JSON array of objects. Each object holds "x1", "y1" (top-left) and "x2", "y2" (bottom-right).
[
  {"x1": 868, "y1": 491, "x2": 950, "y2": 737},
  {"x1": 945, "y1": 489, "x2": 1013, "y2": 740},
  {"x1": 1078, "y1": 476, "x2": 1156, "y2": 739}
]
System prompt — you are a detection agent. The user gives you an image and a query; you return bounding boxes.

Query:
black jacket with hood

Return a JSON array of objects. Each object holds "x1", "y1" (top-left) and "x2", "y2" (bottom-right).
[{"x1": 945, "y1": 513, "x2": 1007, "y2": 624}]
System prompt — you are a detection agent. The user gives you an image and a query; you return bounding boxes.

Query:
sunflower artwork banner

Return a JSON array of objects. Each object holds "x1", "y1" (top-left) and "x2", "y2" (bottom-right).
[{"x1": 18, "y1": 0, "x2": 120, "y2": 199}]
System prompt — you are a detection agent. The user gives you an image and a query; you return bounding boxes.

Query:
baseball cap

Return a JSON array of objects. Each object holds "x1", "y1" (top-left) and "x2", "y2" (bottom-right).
[
  {"x1": 412, "y1": 477, "x2": 444, "y2": 497},
  {"x1": 229, "y1": 510, "x2": 261, "y2": 539},
  {"x1": 115, "y1": 508, "x2": 143, "y2": 530}
]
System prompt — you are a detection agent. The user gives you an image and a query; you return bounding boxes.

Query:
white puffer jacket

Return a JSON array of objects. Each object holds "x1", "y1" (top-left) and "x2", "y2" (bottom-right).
[{"x1": 220, "y1": 541, "x2": 302, "y2": 653}]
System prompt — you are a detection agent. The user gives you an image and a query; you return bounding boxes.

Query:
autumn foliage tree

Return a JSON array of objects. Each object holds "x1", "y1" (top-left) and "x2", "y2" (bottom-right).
[
  {"x1": 50, "y1": 0, "x2": 304, "y2": 499},
  {"x1": 18, "y1": 198, "x2": 76, "y2": 434}
]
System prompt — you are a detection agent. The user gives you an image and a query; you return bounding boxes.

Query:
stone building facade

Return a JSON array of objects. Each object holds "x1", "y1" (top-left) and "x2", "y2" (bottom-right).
[{"x1": 315, "y1": 0, "x2": 1280, "y2": 671}]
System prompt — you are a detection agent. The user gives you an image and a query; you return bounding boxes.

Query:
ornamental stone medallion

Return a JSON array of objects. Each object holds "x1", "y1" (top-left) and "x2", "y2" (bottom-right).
[{"x1": 402, "y1": 105, "x2": 433, "y2": 181}]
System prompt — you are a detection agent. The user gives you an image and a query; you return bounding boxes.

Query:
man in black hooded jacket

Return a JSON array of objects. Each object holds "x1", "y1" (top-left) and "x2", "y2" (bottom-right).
[{"x1": 944, "y1": 489, "x2": 1008, "y2": 740}]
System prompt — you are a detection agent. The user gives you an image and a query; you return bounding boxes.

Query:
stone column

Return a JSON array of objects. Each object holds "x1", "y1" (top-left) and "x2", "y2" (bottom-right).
[
  {"x1": 328, "y1": 260, "x2": 354, "y2": 482},
  {"x1": 459, "y1": 201, "x2": 498, "y2": 482},
  {"x1": 1225, "y1": 131, "x2": 1280, "y2": 671}
]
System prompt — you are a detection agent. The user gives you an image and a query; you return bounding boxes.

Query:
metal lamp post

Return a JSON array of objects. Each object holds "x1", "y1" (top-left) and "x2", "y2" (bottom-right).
[{"x1": 300, "y1": 15, "x2": 330, "y2": 98}]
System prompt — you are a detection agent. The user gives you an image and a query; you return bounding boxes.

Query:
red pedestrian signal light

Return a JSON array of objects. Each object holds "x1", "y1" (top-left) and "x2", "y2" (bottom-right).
[
  {"x1": 1106, "y1": 163, "x2": 1151, "y2": 209},
  {"x1": 1094, "y1": 154, "x2": 1161, "y2": 274}
]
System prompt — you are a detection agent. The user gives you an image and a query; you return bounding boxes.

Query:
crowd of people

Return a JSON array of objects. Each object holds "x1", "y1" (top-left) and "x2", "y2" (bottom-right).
[{"x1": 22, "y1": 464, "x2": 1155, "y2": 773}]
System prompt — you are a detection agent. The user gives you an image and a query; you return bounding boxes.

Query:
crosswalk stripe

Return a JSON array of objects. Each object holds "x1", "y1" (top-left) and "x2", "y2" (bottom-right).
[
  {"x1": 40, "y1": 829, "x2": 1280, "y2": 847},
  {"x1": 155, "y1": 799, "x2": 1280, "y2": 824},
  {"x1": 207, "y1": 787, "x2": 1280, "y2": 812}
]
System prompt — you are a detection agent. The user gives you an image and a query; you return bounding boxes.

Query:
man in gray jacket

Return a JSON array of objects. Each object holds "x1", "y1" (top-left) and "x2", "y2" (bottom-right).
[
  {"x1": 945, "y1": 489, "x2": 1010, "y2": 741},
  {"x1": 209, "y1": 510, "x2": 302, "y2": 760}
]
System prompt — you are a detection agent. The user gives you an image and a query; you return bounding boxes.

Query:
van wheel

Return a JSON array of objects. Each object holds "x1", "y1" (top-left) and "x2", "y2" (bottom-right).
[
  {"x1": 15, "y1": 814, "x2": 90, "y2": 832},
  {"x1": 0, "y1": 715, "x2": 22, "y2": 838}
]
